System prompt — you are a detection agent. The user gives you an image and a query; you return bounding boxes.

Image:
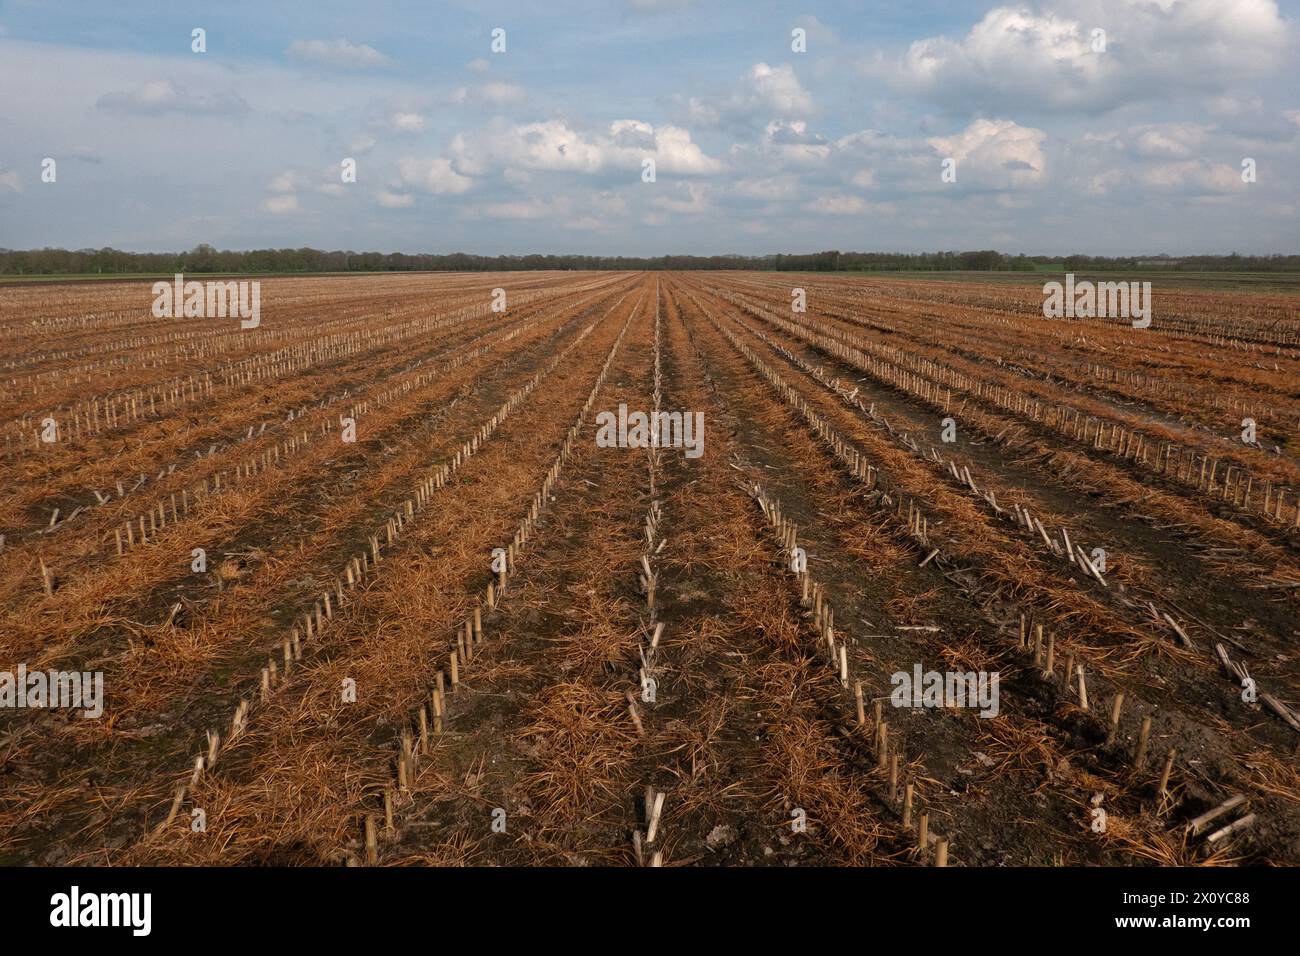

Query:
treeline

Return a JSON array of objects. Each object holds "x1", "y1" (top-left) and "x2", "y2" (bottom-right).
[
  {"x1": 1048, "y1": 253, "x2": 1300, "y2": 273},
  {"x1": 2, "y1": 245, "x2": 1297, "y2": 276}
]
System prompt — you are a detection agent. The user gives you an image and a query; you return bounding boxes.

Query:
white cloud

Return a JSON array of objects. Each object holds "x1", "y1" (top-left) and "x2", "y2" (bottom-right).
[
  {"x1": 590, "y1": 191, "x2": 630, "y2": 217},
  {"x1": 286, "y1": 39, "x2": 392, "y2": 70},
  {"x1": 1127, "y1": 123, "x2": 1211, "y2": 160},
  {"x1": 731, "y1": 175, "x2": 802, "y2": 200},
  {"x1": 464, "y1": 190, "x2": 627, "y2": 227},
  {"x1": 750, "y1": 62, "x2": 813, "y2": 117},
  {"x1": 652, "y1": 182, "x2": 710, "y2": 214},
  {"x1": 1206, "y1": 94, "x2": 1265, "y2": 117},
  {"x1": 2, "y1": 6, "x2": 1296, "y2": 256},
  {"x1": 396, "y1": 156, "x2": 475, "y2": 194},
  {"x1": 479, "y1": 82, "x2": 526, "y2": 105},
  {"x1": 1139, "y1": 160, "x2": 1244, "y2": 193},
  {"x1": 760, "y1": 120, "x2": 830, "y2": 165},
  {"x1": 451, "y1": 82, "x2": 527, "y2": 107},
  {"x1": 792, "y1": 15, "x2": 836, "y2": 47},
  {"x1": 687, "y1": 61, "x2": 813, "y2": 129},
  {"x1": 480, "y1": 200, "x2": 552, "y2": 219},
  {"x1": 449, "y1": 119, "x2": 723, "y2": 177},
  {"x1": 803, "y1": 194, "x2": 880, "y2": 215},
  {"x1": 377, "y1": 189, "x2": 415, "y2": 208},
  {"x1": 890, "y1": 1, "x2": 1291, "y2": 114},
  {"x1": 96, "y1": 80, "x2": 249, "y2": 116},
  {"x1": 652, "y1": 125, "x2": 726, "y2": 174},
  {"x1": 267, "y1": 166, "x2": 349, "y2": 201},
  {"x1": 452, "y1": 121, "x2": 604, "y2": 174},
  {"x1": 262, "y1": 194, "x2": 299, "y2": 213},
  {"x1": 928, "y1": 119, "x2": 1047, "y2": 186},
  {"x1": 348, "y1": 134, "x2": 377, "y2": 155},
  {"x1": 389, "y1": 112, "x2": 426, "y2": 133}
]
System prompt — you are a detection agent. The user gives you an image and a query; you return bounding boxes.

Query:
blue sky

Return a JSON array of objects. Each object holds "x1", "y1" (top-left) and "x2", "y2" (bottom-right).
[{"x1": 1, "y1": 0, "x2": 1297, "y2": 255}]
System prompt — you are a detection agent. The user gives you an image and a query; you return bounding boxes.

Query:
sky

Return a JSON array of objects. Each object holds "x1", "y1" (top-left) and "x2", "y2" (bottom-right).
[{"x1": 0, "y1": 0, "x2": 1297, "y2": 256}]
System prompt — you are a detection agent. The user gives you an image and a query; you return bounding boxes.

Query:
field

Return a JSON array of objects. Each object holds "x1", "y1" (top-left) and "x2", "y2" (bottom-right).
[{"x1": 0, "y1": 270, "x2": 1297, "y2": 867}]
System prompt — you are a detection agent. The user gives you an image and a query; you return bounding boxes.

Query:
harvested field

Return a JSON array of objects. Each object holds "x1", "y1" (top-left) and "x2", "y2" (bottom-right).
[{"x1": 1, "y1": 270, "x2": 1297, "y2": 868}]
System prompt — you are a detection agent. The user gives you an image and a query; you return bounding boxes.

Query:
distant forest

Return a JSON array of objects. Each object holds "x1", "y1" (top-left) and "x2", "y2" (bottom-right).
[{"x1": 3, "y1": 245, "x2": 1299, "y2": 275}]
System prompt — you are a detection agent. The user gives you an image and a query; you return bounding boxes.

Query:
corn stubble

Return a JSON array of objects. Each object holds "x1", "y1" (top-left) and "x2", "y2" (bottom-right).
[{"x1": 0, "y1": 271, "x2": 1295, "y2": 867}]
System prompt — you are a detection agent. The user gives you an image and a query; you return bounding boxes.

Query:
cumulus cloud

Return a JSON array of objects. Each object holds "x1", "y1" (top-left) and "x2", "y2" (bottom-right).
[
  {"x1": 652, "y1": 182, "x2": 711, "y2": 214},
  {"x1": 258, "y1": 164, "x2": 352, "y2": 212},
  {"x1": 1126, "y1": 123, "x2": 1211, "y2": 160},
  {"x1": 451, "y1": 82, "x2": 527, "y2": 107},
  {"x1": 269, "y1": 171, "x2": 298, "y2": 193},
  {"x1": 1064, "y1": 120, "x2": 1254, "y2": 196},
  {"x1": 448, "y1": 119, "x2": 724, "y2": 177},
  {"x1": 730, "y1": 175, "x2": 802, "y2": 201},
  {"x1": 262, "y1": 193, "x2": 299, "y2": 213},
  {"x1": 750, "y1": 62, "x2": 813, "y2": 116},
  {"x1": 480, "y1": 199, "x2": 552, "y2": 219},
  {"x1": 802, "y1": 194, "x2": 892, "y2": 215},
  {"x1": 463, "y1": 190, "x2": 628, "y2": 229},
  {"x1": 927, "y1": 118, "x2": 1047, "y2": 187},
  {"x1": 792, "y1": 15, "x2": 837, "y2": 47},
  {"x1": 1139, "y1": 159, "x2": 1245, "y2": 193},
  {"x1": 719, "y1": 116, "x2": 1046, "y2": 203},
  {"x1": 4, "y1": 1, "x2": 1296, "y2": 255},
  {"x1": 889, "y1": 0, "x2": 1291, "y2": 114},
  {"x1": 687, "y1": 62, "x2": 813, "y2": 129},
  {"x1": 286, "y1": 38, "x2": 392, "y2": 70},
  {"x1": 389, "y1": 112, "x2": 427, "y2": 133},
  {"x1": 651, "y1": 126, "x2": 726, "y2": 174},
  {"x1": 96, "y1": 80, "x2": 249, "y2": 116},
  {"x1": 377, "y1": 189, "x2": 415, "y2": 208},
  {"x1": 396, "y1": 156, "x2": 475, "y2": 194},
  {"x1": 453, "y1": 121, "x2": 603, "y2": 174},
  {"x1": 348, "y1": 134, "x2": 377, "y2": 155},
  {"x1": 760, "y1": 120, "x2": 831, "y2": 165}
]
